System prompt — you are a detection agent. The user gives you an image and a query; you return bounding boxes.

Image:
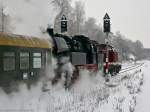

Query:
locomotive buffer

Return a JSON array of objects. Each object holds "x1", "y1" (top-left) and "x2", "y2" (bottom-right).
[{"x1": 103, "y1": 13, "x2": 111, "y2": 82}]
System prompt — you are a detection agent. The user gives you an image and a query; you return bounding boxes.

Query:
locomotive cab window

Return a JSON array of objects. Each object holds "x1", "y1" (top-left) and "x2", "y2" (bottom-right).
[
  {"x1": 3, "y1": 52, "x2": 15, "y2": 71},
  {"x1": 33, "y1": 53, "x2": 42, "y2": 68},
  {"x1": 20, "y1": 52, "x2": 29, "y2": 70},
  {"x1": 73, "y1": 40, "x2": 83, "y2": 51}
]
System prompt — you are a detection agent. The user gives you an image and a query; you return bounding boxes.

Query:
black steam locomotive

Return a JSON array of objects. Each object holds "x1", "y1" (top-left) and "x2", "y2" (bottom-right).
[{"x1": 47, "y1": 27, "x2": 121, "y2": 78}]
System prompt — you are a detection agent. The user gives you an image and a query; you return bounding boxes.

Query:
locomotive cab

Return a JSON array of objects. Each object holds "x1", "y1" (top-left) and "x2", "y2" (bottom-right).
[{"x1": 71, "y1": 35, "x2": 98, "y2": 70}]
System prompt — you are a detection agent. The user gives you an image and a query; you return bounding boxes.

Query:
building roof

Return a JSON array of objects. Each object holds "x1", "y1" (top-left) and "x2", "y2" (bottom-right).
[{"x1": 0, "y1": 32, "x2": 52, "y2": 49}]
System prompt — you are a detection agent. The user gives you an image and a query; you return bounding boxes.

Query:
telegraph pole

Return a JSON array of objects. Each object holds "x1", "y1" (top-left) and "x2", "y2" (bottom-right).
[
  {"x1": 103, "y1": 13, "x2": 111, "y2": 82},
  {"x1": 1, "y1": 6, "x2": 4, "y2": 32}
]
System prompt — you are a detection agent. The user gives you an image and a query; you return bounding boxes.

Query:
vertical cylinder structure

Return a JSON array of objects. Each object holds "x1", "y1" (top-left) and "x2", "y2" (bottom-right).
[{"x1": 105, "y1": 33, "x2": 109, "y2": 74}]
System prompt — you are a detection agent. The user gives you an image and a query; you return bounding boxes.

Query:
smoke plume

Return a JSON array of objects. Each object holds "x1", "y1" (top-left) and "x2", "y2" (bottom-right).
[{"x1": 0, "y1": 0, "x2": 59, "y2": 37}]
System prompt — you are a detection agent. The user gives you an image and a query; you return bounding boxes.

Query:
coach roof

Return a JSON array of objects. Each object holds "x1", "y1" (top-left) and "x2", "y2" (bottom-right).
[{"x1": 0, "y1": 32, "x2": 52, "y2": 49}]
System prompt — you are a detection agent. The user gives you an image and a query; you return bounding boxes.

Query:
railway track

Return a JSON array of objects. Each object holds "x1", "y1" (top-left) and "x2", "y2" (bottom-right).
[
  {"x1": 105, "y1": 62, "x2": 144, "y2": 87},
  {"x1": 121, "y1": 63, "x2": 139, "y2": 70},
  {"x1": 119, "y1": 62, "x2": 144, "y2": 74}
]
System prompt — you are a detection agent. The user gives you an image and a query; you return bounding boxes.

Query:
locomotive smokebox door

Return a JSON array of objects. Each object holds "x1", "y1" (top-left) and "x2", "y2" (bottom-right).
[
  {"x1": 103, "y1": 13, "x2": 111, "y2": 33},
  {"x1": 61, "y1": 15, "x2": 68, "y2": 33}
]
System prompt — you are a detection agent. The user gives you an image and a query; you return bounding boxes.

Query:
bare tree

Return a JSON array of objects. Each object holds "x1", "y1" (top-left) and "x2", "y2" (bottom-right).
[
  {"x1": 73, "y1": 1, "x2": 85, "y2": 34},
  {"x1": 134, "y1": 40, "x2": 144, "y2": 60},
  {"x1": 111, "y1": 31, "x2": 145, "y2": 61},
  {"x1": 52, "y1": 0, "x2": 72, "y2": 33},
  {"x1": 82, "y1": 17, "x2": 105, "y2": 43},
  {"x1": 52, "y1": 0, "x2": 86, "y2": 35}
]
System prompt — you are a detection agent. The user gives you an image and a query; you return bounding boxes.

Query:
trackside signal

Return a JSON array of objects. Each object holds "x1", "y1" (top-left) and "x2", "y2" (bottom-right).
[
  {"x1": 61, "y1": 15, "x2": 68, "y2": 33},
  {"x1": 103, "y1": 13, "x2": 111, "y2": 33}
]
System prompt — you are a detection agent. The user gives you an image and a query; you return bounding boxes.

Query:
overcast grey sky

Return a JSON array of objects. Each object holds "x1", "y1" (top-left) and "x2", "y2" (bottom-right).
[{"x1": 74, "y1": 0, "x2": 150, "y2": 48}]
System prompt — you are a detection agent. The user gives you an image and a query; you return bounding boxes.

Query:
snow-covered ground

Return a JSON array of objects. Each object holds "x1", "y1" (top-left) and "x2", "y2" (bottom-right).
[
  {"x1": 0, "y1": 61, "x2": 148, "y2": 112},
  {"x1": 135, "y1": 61, "x2": 150, "y2": 112}
]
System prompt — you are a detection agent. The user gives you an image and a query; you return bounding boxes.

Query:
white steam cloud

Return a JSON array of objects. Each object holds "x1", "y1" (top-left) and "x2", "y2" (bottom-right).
[{"x1": 0, "y1": 0, "x2": 59, "y2": 37}]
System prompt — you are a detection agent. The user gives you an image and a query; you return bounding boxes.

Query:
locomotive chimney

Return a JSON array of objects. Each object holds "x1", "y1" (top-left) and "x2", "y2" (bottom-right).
[{"x1": 47, "y1": 24, "x2": 54, "y2": 37}]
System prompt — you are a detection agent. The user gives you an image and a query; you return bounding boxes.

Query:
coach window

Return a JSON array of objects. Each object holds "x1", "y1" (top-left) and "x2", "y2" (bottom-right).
[
  {"x1": 20, "y1": 52, "x2": 29, "y2": 69},
  {"x1": 33, "y1": 53, "x2": 42, "y2": 68},
  {"x1": 3, "y1": 52, "x2": 15, "y2": 71}
]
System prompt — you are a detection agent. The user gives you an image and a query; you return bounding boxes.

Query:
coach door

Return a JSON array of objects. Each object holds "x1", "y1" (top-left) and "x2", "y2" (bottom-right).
[{"x1": 46, "y1": 50, "x2": 52, "y2": 67}]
